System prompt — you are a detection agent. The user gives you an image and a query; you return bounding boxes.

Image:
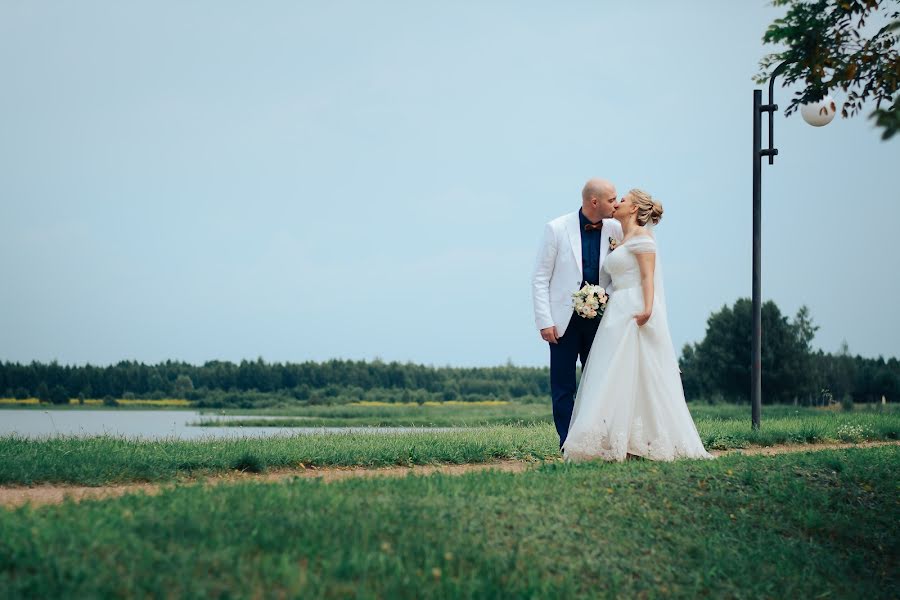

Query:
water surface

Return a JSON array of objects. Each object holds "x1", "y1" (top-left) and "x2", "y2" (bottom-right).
[{"x1": 0, "y1": 409, "x2": 461, "y2": 440}]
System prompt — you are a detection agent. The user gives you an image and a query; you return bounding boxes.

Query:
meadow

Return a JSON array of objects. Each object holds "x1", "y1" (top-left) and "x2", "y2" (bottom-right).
[
  {"x1": 193, "y1": 401, "x2": 897, "y2": 427},
  {"x1": 1, "y1": 425, "x2": 554, "y2": 485},
  {"x1": 1, "y1": 446, "x2": 896, "y2": 598},
  {"x1": 195, "y1": 401, "x2": 550, "y2": 427},
  {"x1": 1, "y1": 404, "x2": 897, "y2": 486}
]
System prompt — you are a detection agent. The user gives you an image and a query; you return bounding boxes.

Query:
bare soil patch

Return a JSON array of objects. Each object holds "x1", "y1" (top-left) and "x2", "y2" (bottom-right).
[{"x1": 2, "y1": 440, "x2": 896, "y2": 509}]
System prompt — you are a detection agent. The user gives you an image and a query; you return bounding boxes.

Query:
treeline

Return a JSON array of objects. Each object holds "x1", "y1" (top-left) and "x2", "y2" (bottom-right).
[
  {"x1": 679, "y1": 298, "x2": 899, "y2": 404},
  {"x1": 0, "y1": 359, "x2": 550, "y2": 407},
  {"x1": 1, "y1": 299, "x2": 896, "y2": 408}
]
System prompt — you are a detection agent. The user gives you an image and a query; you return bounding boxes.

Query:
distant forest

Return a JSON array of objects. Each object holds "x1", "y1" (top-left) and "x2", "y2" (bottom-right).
[
  {"x1": 0, "y1": 359, "x2": 549, "y2": 407},
  {"x1": 1, "y1": 299, "x2": 896, "y2": 408}
]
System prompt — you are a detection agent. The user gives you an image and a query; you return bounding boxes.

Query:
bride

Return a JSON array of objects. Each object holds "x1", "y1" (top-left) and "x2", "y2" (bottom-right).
[{"x1": 562, "y1": 189, "x2": 713, "y2": 462}]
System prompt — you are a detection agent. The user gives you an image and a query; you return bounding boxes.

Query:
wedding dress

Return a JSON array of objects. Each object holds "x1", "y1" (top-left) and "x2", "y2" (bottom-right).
[{"x1": 562, "y1": 230, "x2": 713, "y2": 462}]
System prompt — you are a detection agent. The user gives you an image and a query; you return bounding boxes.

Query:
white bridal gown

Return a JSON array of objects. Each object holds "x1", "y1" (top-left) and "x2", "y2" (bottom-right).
[{"x1": 562, "y1": 232, "x2": 713, "y2": 462}]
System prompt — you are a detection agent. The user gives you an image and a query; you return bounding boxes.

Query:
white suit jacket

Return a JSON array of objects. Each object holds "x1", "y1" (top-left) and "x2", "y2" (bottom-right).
[{"x1": 532, "y1": 211, "x2": 624, "y2": 338}]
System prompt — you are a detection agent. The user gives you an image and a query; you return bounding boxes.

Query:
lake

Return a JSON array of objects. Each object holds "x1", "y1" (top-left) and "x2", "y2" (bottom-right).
[{"x1": 0, "y1": 409, "x2": 460, "y2": 440}]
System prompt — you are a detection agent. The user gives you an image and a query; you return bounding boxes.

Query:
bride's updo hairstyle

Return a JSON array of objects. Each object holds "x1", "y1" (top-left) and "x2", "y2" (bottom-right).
[{"x1": 629, "y1": 189, "x2": 663, "y2": 226}]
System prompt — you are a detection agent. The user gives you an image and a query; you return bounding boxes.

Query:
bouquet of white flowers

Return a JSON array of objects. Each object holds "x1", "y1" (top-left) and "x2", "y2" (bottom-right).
[{"x1": 572, "y1": 283, "x2": 609, "y2": 319}]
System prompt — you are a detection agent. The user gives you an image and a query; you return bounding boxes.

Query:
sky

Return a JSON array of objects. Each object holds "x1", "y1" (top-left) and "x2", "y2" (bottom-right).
[{"x1": 1, "y1": 1, "x2": 898, "y2": 368}]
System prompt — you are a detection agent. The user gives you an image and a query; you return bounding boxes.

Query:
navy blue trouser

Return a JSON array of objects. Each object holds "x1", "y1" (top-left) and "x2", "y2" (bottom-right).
[{"x1": 549, "y1": 311, "x2": 600, "y2": 448}]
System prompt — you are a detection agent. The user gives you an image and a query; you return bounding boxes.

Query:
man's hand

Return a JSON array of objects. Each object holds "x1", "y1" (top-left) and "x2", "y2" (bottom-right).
[{"x1": 540, "y1": 326, "x2": 559, "y2": 344}]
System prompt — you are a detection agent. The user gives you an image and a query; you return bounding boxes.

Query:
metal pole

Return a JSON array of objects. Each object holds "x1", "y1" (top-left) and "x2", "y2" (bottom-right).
[
  {"x1": 751, "y1": 61, "x2": 785, "y2": 430},
  {"x1": 752, "y1": 89, "x2": 762, "y2": 430}
]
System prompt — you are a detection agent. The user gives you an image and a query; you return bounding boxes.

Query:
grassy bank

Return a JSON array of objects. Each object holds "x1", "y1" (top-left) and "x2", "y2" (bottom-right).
[
  {"x1": 195, "y1": 402, "x2": 897, "y2": 429},
  {"x1": 0, "y1": 426, "x2": 558, "y2": 486},
  {"x1": 196, "y1": 404, "x2": 900, "y2": 452},
  {"x1": 2, "y1": 407, "x2": 899, "y2": 485},
  {"x1": 697, "y1": 409, "x2": 898, "y2": 448},
  {"x1": 1, "y1": 447, "x2": 896, "y2": 598},
  {"x1": 195, "y1": 402, "x2": 550, "y2": 427}
]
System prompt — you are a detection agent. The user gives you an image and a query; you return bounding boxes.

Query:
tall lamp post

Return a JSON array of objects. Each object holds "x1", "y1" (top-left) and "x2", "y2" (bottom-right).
[{"x1": 751, "y1": 62, "x2": 835, "y2": 430}]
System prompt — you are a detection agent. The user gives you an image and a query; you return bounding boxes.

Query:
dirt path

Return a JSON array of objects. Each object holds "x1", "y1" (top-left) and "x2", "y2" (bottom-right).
[{"x1": 2, "y1": 440, "x2": 897, "y2": 509}]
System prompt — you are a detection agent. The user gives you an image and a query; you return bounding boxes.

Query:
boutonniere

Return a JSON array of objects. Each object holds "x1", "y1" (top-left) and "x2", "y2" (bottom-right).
[{"x1": 608, "y1": 237, "x2": 619, "y2": 252}]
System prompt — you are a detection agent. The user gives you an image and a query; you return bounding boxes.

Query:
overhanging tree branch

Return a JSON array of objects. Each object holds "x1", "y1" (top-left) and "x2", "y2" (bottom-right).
[{"x1": 756, "y1": 0, "x2": 899, "y2": 139}]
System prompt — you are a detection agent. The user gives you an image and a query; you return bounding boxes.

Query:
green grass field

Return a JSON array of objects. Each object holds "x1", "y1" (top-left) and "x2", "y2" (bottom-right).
[
  {"x1": 196, "y1": 402, "x2": 896, "y2": 427},
  {"x1": 0, "y1": 426, "x2": 558, "y2": 486},
  {"x1": 1, "y1": 446, "x2": 896, "y2": 598},
  {"x1": 1, "y1": 405, "x2": 898, "y2": 485},
  {"x1": 198, "y1": 404, "x2": 900, "y2": 454},
  {"x1": 195, "y1": 402, "x2": 551, "y2": 427}
]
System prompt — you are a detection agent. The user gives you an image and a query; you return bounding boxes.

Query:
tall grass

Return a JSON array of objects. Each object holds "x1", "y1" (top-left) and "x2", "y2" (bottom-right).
[
  {"x1": 697, "y1": 410, "x2": 899, "y2": 448},
  {"x1": 1, "y1": 406, "x2": 898, "y2": 485},
  {"x1": 0, "y1": 425, "x2": 558, "y2": 486},
  {"x1": 195, "y1": 402, "x2": 551, "y2": 427},
  {"x1": 196, "y1": 404, "x2": 900, "y2": 441}
]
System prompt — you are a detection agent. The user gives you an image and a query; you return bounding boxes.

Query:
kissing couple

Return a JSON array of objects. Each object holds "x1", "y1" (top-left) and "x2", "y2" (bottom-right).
[{"x1": 532, "y1": 178, "x2": 713, "y2": 462}]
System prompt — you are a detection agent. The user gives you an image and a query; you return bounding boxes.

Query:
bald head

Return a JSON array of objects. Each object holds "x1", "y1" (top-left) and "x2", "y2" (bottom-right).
[
  {"x1": 582, "y1": 178, "x2": 615, "y2": 202},
  {"x1": 581, "y1": 178, "x2": 617, "y2": 220}
]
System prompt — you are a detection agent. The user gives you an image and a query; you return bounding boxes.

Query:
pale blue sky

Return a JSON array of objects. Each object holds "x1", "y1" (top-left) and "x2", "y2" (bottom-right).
[{"x1": 1, "y1": 1, "x2": 897, "y2": 367}]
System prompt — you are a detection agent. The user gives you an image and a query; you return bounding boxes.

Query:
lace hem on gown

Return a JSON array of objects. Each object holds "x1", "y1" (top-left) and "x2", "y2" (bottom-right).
[
  {"x1": 561, "y1": 231, "x2": 714, "y2": 463},
  {"x1": 563, "y1": 416, "x2": 711, "y2": 462}
]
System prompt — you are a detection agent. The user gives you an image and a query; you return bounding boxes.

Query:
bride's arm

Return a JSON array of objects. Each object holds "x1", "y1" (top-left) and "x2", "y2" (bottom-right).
[
  {"x1": 598, "y1": 263, "x2": 612, "y2": 291},
  {"x1": 634, "y1": 252, "x2": 655, "y2": 327}
]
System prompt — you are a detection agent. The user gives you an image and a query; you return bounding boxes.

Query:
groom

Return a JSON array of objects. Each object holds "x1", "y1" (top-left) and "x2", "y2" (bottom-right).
[{"x1": 532, "y1": 178, "x2": 623, "y2": 449}]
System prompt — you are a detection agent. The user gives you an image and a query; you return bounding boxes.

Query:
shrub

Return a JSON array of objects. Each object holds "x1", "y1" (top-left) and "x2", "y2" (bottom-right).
[
  {"x1": 102, "y1": 395, "x2": 119, "y2": 407},
  {"x1": 49, "y1": 385, "x2": 70, "y2": 405},
  {"x1": 841, "y1": 394, "x2": 854, "y2": 412}
]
